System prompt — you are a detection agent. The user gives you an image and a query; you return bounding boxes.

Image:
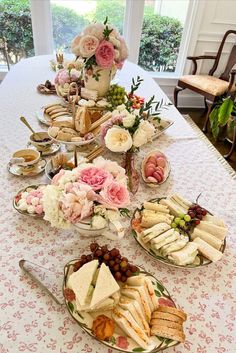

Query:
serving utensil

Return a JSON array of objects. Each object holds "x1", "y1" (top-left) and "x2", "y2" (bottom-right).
[{"x1": 20, "y1": 116, "x2": 42, "y2": 142}]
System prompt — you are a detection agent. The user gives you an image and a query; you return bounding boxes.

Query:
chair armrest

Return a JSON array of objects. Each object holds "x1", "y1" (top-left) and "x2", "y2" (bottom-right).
[
  {"x1": 226, "y1": 69, "x2": 236, "y2": 96},
  {"x1": 187, "y1": 56, "x2": 217, "y2": 75}
]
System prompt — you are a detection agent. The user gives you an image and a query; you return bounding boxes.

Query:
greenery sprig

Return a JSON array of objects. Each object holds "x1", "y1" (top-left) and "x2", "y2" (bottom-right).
[{"x1": 103, "y1": 16, "x2": 113, "y2": 40}]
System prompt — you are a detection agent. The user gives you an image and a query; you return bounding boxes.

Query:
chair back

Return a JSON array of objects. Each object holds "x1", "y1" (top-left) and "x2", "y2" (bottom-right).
[{"x1": 208, "y1": 30, "x2": 236, "y2": 81}]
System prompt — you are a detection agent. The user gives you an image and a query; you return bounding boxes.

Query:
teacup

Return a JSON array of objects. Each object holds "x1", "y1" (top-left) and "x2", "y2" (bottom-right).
[
  {"x1": 30, "y1": 132, "x2": 53, "y2": 152},
  {"x1": 12, "y1": 149, "x2": 40, "y2": 168}
]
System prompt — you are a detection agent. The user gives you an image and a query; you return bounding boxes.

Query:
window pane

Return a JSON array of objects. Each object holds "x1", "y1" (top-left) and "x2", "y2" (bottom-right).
[
  {"x1": 0, "y1": 0, "x2": 34, "y2": 68},
  {"x1": 138, "y1": 0, "x2": 189, "y2": 73},
  {"x1": 51, "y1": 0, "x2": 126, "y2": 53}
]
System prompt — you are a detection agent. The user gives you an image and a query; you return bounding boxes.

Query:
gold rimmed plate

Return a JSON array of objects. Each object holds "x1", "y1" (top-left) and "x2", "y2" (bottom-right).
[
  {"x1": 8, "y1": 159, "x2": 47, "y2": 177},
  {"x1": 63, "y1": 259, "x2": 180, "y2": 353},
  {"x1": 131, "y1": 198, "x2": 226, "y2": 269}
]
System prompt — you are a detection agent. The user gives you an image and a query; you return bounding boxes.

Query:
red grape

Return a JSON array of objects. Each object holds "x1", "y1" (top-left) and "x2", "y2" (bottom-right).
[
  {"x1": 114, "y1": 272, "x2": 122, "y2": 280},
  {"x1": 121, "y1": 275, "x2": 127, "y2": 282},
  {"x1": 195, "y1": 219, "x2": 200, "y2": 225},
  {"x1": 90, "y1": 243, "x2": 98, "y2": 252}
]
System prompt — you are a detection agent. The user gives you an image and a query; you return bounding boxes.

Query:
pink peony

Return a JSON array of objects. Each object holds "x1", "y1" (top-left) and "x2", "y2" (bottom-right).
[
  {"x1": 95, "y1": 40, "x2": 115, "y2": 68},
  {"x1": 116, "y1": 336, "x2": 129, "y2": 349},
  {"x1": 60, "y1": 183, "x2": 94, "y2": 224},
  {"x1": 78, "y1": 167, "x2": 113, "y2": 191},
  {"x1": 79, "y1": 35, "x2": 99, "y2": 58},
  {"x1": 51, "y1": 169, "x2": 65, "y2": 186},
  {"x1": 54, "y1": 69, "x2": 70, "y2": 85},
  {"x1": 98, "y1": 180, "x2": 130, "y2": 209}
]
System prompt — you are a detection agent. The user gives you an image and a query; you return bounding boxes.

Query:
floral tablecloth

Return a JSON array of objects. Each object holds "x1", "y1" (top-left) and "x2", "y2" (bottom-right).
[{"x1": 0, "y1": 56, "x2": 236, "y2": 353}]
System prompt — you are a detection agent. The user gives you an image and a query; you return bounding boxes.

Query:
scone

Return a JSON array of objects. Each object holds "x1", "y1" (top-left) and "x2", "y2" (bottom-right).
[
  {"x1": 49, "y1": 126, "x2": 60, "y2": 138},
  {"x1": 52, "y1": 116, "x2": 74, "y2": 129},
  {"x1": 57, "y1": 131, "x2": 72, "y2": 142}
]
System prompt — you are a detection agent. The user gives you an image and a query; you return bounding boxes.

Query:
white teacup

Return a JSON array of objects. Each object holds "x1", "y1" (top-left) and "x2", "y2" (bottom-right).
[
  {"x1": 30, "y1": 132, "x2": 53, "y2": 152},
  {"x1": 12, "y1": 149, "x2": 40, "y2": 168}
]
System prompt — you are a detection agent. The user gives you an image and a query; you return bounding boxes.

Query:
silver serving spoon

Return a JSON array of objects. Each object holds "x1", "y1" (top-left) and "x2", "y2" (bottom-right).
[{"x1": 20, "y1": 116, "x2": 42, "y2": 142}]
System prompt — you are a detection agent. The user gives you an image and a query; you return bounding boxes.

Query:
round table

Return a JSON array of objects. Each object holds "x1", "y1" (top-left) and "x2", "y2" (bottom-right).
[{"x1": 0, "y1": 55, "x2": 236, "y2": 353}]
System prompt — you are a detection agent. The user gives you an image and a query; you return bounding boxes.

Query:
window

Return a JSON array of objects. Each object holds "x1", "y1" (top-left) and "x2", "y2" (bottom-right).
[
  {"x1": 0, "y1": 0, "x2": 34, "y2": 70},
  {"x1": 138, "y1": 0, "x2": 189, "y2": 73},
  {"x1": 50, "y1": 0, "x2": 126, "y2": 52}
]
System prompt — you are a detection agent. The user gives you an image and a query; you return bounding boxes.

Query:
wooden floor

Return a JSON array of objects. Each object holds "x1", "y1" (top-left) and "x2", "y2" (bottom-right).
[{"x1": 179, "y1": 108, "x2": 236, "y2": 171}]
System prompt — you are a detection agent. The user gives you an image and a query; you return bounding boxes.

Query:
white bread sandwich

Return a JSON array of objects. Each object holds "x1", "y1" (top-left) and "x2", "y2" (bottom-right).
[
  {"x1": 159, "y1": 198, "x2": 186, "y2": 217},
  {"x1": 168, "y1": 242, "x2": 198, "y2": 266},
  {"x1": 143, "y1": 201, "x2": 170, "y2": 213},
  {"x1": 160, "y1": 236, "x2": 189, "y2": 256},
  {"x1": 196, "y1": 221, "x2": 227, "y2": 241},
  {"x1": 193, "y1": 237, "x2": 223, "y2": 262},
  {"x1": 119, "y1": 296, "x2": 150, "y2": 335},
  {"x1": 141, "y1": 212, "x2": 174, "y2": 228},
  {"x1": 112, "y1": 307, "x2": 150, "y2": 349},
  {"x1": 171, "y1": 194, "x2": 192, "y2": 209},
  {"x1": 151, "y1": 230, "x2": 180, "y2": 251},
  {"x1": 67, "y1": 259, "x2": 99, "y2": 307},
  {"x1": 121, "y1": 286, "x2": 151, "y2": 322},
  {"x1": 203, "y1": 214, "x2": 225, "y2": 227},
  {"x1": 191, "y1": 228, "x2": 222, "y2": 250},
  {"x1": 90, "y1": 263, "x2": 120, "y2": 309},
  {"x1": 142, "y1": 223, "x2": 171, "y2": 243}
]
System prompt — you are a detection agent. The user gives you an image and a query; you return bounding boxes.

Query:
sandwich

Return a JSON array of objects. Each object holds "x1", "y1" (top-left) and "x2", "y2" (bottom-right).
[
  {"x1": 151, "y1": 325, "x2": 185, "y2": 342},
  {"x1": 90, "y1": 263, "x2": 120, "y2": 309},
  {"x1": 151, "y1": 311, "x2": 183, "y2": 324},
  {"x1": 191, "y1": 227, "x2": 222, "y2": 250},
  {"x1": 119, "y1": 296, "x2": 150, "y2": 335},
  {"x1": 143, "y1": 201, "x2": 170, "y2": 214},
  {"x1": 121, "y1": 286, "x2": 152, "y2": 322},
  {"x1": 203, "y1": 214, "x2": 225, "y2": 227},
  {"x1": 141, "y1": 223, "x2": 171, "y2": 243},
  {"x1": 67, "y1": 259, "x2": 99, "y2": 307},
  {"x1": 159, "y1": 199, "x2": 186, "y2": 217},
  {"x1": 196, "y1": 221, "x2": 227, "y2": 241},
  {"x1": 193, "y1": 237, "x2": 223, "y2": 262},
  {"x1": 112, "y1": 307, "x2": 150, "y2": 349},
  {"x1": 170, "y1": 194, "x2": 192, "y2": 210},
  {"x1": 156, "y1": 306, "x2": 187, "y2": 321},
  {"x1": 151, "y1": 230, "x2": 180, "y2": 251},
  {"x1": 168, "y1": 242, "x2": 198, "y2": 266},
  {"x1": 141, "y1": 212, "x2": 174, "y2": 228},
  {"x1": 160, "y1": 235, "x2": 189, "y2": 256}
]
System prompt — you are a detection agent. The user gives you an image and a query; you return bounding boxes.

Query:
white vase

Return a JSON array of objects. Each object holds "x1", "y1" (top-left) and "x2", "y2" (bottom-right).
[{"x1": 83, "y1": 65, "x2": 116, "y2": 97}]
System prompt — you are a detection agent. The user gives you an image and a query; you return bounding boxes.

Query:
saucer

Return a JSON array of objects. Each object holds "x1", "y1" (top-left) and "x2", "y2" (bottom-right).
[
  {"x1": 8, "y1": 159, "x2": 46, "y2": 177},
  {"x1": 27, "y1": 142, "x2": 61, "y2": 156}
]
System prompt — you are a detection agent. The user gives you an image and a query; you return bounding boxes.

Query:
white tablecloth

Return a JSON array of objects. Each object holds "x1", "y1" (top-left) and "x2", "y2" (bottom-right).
[{"x1": 0, "y1": 56, "x2": 236, "y2": 353}]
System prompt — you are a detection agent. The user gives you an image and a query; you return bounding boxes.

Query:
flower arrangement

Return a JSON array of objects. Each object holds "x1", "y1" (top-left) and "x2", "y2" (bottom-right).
[
  {"x1": 101, "y1": 76, "x2": 168, "y2": 153},
  {"x1": 71, "y1": 17, "x2": 128, "y2": 72},
  {"x1": 54, "y1": 58, "x2": 84, "y2": 97},
  {"x1": 42, "y1": 157, "x2": 130, "y2": 239}
]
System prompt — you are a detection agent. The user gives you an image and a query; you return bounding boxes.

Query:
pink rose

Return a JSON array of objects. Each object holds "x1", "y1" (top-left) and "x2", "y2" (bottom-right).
[
  {"x1": 60, "y1": 183, "x2": 94, "y2": 223},
  {"x1": 78, "y1": 167, "x2": 113, "y2": 191},
  {"x1": 98, "y1": 180, "x2": 130, "y2": 209},
  {"x1": 79, "y1": 35, "x2": 99, "y2": 58},
  {"x1": 116, "y1": 336, "x2": 129, "y2": 349},
  {"x1": 54, "y1": 69, "x2": 70, "y2": 85},
  {"x1": 95, "y1": 40, "x2": 115, "y2": 68}
]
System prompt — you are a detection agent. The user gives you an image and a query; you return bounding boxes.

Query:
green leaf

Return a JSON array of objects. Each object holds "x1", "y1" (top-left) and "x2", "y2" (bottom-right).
[
  {"x1": 132, "y1": 348, "x2": 145, "y2": 352},
  {"x1": 119, "y1": 208, "x2": 131, "y2": 218},
  {"x1": 154, "y1": 289, "x2": 162, "y2": 297},
  {"x1": 109, "y1": 336, "x2": 116, "y2": 346},
  {"x1": 103, "y1": 16, "x2": 108, "y2": 25},
  {"x1": 156, "y1": 282, "x2": 165, "y2": 293},
  {"x1": 218, "y1": 98, "x2": 234, "y2": 126},
  {"x1": 209, "y1": 105, "x2": 219, "y2": 123},
  {"x1": 68, "y1": 302, "x2": 74, "y2": 312},
  {"x1": 164, "y1": 338, "x2": 173, "y2": 345},
  {"x1": 131, "y1": 229, "x2": 137, "y2": 238}
]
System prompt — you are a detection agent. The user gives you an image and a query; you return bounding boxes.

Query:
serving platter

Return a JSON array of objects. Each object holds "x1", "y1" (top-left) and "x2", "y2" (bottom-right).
[
  {"x1": 63, "y1": 259, "x2": 180, "y2": 353},
  {"x1": 13, "y1": 184, "x2": 46, "y2": 217},
  {"x1": 150, "y1": 117, "x2": 173, "y2": 140},
  {"x1": 131, "y1": 197, "x2": 226, "y2": 269}
]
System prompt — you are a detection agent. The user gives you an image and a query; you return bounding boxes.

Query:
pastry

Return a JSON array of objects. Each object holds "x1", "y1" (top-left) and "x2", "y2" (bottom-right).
[
  {"x1": 75, "y1": 106, "x2": 91, "y2": 134},
  {"x1": 52, "y1": 116, "x2": 74, "y2": 129},
  {"x1": 49, "y1": 126, "x2": 60, "y2": 138},
  {"x1": 80, "y1": 87, "x2": 98, "y2": 101},
  {"x1": 57, "y1": 131, "x2": 72, "y2": 142}
]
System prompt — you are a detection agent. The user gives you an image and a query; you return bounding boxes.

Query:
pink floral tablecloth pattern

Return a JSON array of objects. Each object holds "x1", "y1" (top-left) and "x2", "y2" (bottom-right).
[{"x1": 0, "y1": 56, "x2": 236, "y2": 353}]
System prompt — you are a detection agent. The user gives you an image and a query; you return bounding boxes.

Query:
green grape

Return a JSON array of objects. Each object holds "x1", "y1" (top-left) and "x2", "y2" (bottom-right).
[
  {"x1": 174, "y1": 217, "x2": 181, "y2": 225},
  {"x1": 179, "y1": 213, "x2": 185, "y2": 219},
  {"x1": 184, "y1": 214, "x2": 191, "y2": 222},
  {"x1": 171, "y1": 222, "x2": 177, "y2": 228},
  {"x1": 179, "y1": 220, "x2": 185, "y2": 227}
]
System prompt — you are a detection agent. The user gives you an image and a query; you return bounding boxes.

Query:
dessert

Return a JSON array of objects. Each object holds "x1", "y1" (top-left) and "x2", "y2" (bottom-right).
[
  {"x1": 142, "y1": 151, "x2": 170, "y2": 186},
  {"x1": 48, "y1": 153, "x2": 75, "y2": 179},
  {"x1": 92, "y1": 315, "x2": 115, "y2": 340},
  {"x1": 14, "y1": 185, "x2": 45, "y2": 215}
]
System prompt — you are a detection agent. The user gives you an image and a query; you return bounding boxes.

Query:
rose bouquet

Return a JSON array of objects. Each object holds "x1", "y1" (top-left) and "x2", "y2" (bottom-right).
[
  {"x1": 42, "y1": 157, "x2": 130, "y2": 240},
  {"x1": 54, "y1": 58, "x2": 84, "y2": 98},
  {"x1": 71, "y1": 17, "x2": 128, "y2": 96}
]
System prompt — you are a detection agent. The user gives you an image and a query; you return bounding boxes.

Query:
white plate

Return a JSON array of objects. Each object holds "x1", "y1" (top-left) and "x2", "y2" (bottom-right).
[
  {"x1": 27, "y1": 142, "x2": 61, "y2": 156},
  {"x1": 36, "y1": 108, "x2": 52, "y2": 126},
  {"x1": 48, "y1": 128, "x2": 96, "y2": 147},
  {"x1": 7, "y1": 159, "x2": 47, "y2": 177}
]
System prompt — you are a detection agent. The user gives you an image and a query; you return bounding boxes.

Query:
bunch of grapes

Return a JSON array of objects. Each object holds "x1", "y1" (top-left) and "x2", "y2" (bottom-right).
[
  {"x1": 73, "y1": 243, "x2": 139, "y2": 283},
  {"x1": 187, "y1": 204, "x2": 207, "y2": 225},
  {"x1": 107, "y1": 84, "x2": 126, "y2": 108},
  {"x1": 171, "y1": 213, "x2": 192, "y2": 235}
]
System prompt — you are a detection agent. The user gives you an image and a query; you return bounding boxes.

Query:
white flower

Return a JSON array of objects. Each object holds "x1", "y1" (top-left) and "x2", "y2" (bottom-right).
[
  {"x1": 94, "y1": 204, "x2": 107, "y2": 216},
  {"x1": 106, "y1": 210, "x2": 120, "y2": 222},
  {"x1": 54, "y1": 170, "x2": 77, "y2": 189},
  {"x1": 42, "y1": 185, "x2": 70, "y2": 229},
  {"x1": 104, "y1": 126, "x2": 132, "y2": 152},
  {"x1": 79, "y1": 35, "x2": 99, "y2": 58},
  {"x1": 116, "y1": 104, "x2": 126, "y2": 112},
  {"x1": 109, "y1": 36, "x2": 121, "y2": 49},
  {"x1": 132, "y1": 120, "x2": 155, "y2": 148},
  {"x1": 91, "y1": 215, "x2": 107, "y2": 229},
  {"x1": 122, "y1": 113, "x2": 136, "y2": 128},
  {"x1": 83, "y1": 23, "x2": 105, "y2": 40},
  {"x1": 114, "y1": 49, "x2": 120, "y2": 60}
]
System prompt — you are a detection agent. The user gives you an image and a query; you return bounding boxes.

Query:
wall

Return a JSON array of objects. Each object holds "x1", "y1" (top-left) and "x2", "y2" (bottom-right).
[{"x1": 157, "y1": 0, "x2": 236, "y2": 108}]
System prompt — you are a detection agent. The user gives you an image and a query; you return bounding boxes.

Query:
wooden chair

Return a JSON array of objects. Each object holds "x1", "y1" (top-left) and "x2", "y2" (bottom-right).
[
  {"x1": 0, "y1": 37, "x2": 10, "y2": 71},
  {"x1": 174, "y1": 30, "x2": 236, "y2": 132}
]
